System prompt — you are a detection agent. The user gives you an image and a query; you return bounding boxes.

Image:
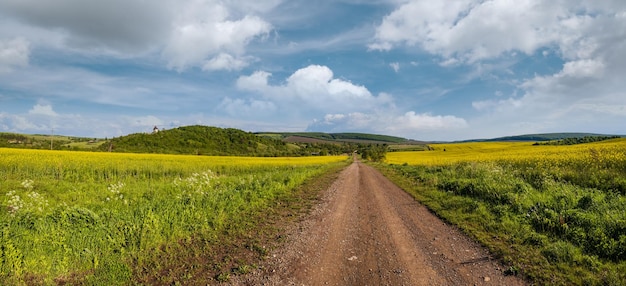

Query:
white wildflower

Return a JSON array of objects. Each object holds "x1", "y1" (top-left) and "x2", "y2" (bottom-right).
[
  {"x1": 105, "y1": 182, "x2": 126, "y2": 202},
  {"x1": 174, "y1": 170, "x2": 217, "y2": 197},
  {"x1": 21, "y1": 179, "x2": 34, "y2": 190},
  {"x1": 5, "y1": 189, "x2": 48, "y2": 216}
]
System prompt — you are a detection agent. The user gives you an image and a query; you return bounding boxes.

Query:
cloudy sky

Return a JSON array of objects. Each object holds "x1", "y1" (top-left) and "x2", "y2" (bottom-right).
[{"x1": 1, "y1": 0, "x2": 625, "y2": 141}]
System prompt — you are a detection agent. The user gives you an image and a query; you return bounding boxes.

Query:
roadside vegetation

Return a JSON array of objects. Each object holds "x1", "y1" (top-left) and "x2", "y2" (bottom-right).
[
  {"x1": 380, "y1": 139, "x2": 626, "y2": 285},
  {"x1": 0, "y1": 148, "x2": 348, "y2": 284}
]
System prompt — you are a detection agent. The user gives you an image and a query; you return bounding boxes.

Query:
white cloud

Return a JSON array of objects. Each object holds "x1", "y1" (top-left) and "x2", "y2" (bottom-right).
[
  {"x1": 0, "y1": 0, "x2": 173, "y2": 53},
  {"x1": 370, "y1": 1, "x2": 625, "y2": 64},
  {"x1": 237, "y1": 70, "x2": 273, "y2": 91},
  {"x1": 1, "y1": 108, "x2": 58, "y2": 133},
  {"x1": 557, "y1": 59, "x2": 605, "y2": 79},
  {"x1": 470, "y1": 57, "x2": 625, "y2": 137},
  {"x1": 236, "y1": 65, "x2": 391, "y2": 113},
  {"x1": 164, "y1": 13, "x2": 272, "y2": 71},
  {"x1": 202, "y1": 53, "x2": 254, "y2": 71},
  {"x1": 0, "y1": 38, "x2": 29, "y2": 73},
  {"x1": 236, "y1": 64, "x2": 469, "y2": 139},
  {"x1": 371, "y1": 1, "x2": 626, "y2": 138},
  {"x1": 394, "y1": 111, "x2": 468, "y2": 130},
  {"x1": 0, "y1": 0, "x2": 275, "y2": 69},
  {"x1": 28, "y1": 103, "x2": 58, "y2": 117},
  {"x1": 308, "y1": 111, "x2": 467, "y2": 137}
]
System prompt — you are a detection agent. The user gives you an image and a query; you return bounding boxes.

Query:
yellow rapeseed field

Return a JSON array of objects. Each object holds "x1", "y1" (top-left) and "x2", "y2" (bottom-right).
[
  {"x1": 386, "y1": 138, "x2": 626, "y2": 166},
  {"x1": 0, "y1": 148, "x2": 348, "y2": 284},
  {"x1": 1, "y1": 148, "x2": 347, "y2": 181},
  {"x1": 385, "y1": 138, "x2": 626, "y2": 284}
]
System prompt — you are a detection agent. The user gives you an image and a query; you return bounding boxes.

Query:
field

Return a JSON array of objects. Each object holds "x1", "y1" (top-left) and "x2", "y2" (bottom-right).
[
  {"x1": 0, "y1": 148, "x2": 348, "y2": 284},
  {"x1": 381, "y1": 139, "x2": 626, "y2": 285}
]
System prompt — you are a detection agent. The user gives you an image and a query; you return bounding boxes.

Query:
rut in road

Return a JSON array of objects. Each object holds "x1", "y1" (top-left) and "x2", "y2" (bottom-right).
[{"x1": 233, "y1": 162, "x2": 527, "y2": 285}]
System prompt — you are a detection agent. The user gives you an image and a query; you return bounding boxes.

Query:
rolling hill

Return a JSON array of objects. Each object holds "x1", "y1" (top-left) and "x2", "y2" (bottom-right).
[
  {"x1": 461, "y1": 132, "x2": 624, "y2": 142},
  {"x1": 256, "y1": 132, "x2": 425, "y2": 145},
  {"x1": 5, "y1": 127, "x2": 623, "y2": 156},
  {"x1": 98, "y1": 125, "x2": 296, "y2": 156}
]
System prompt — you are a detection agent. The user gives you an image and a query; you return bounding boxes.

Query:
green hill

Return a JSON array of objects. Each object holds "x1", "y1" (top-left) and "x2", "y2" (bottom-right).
[{"x1": 99, "y1": 125, "x2": 297, "y2": 156}]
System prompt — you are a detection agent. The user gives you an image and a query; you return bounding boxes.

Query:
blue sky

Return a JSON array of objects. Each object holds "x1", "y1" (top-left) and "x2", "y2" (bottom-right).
[{"x1": 1, "y1": 0, "x2": 625, "y2": 141}]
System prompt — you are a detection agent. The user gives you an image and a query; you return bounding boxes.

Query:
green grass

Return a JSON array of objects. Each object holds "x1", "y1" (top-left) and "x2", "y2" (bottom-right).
[
  {"x1": 376, "y1": 158, "x2": 626, "y2": 285},
  {"x1": 0, "y1": 149, "x2": 349, "y2": 284}
]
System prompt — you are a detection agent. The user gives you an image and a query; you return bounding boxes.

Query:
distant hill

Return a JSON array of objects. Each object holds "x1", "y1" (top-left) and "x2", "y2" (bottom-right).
[
  {"x1": 461, "y1": 133, "x2": 624, "y2": 142},
  {"x1": 2, "y1": 126, "x2": 428, "y2": 156},
  {"x1": 10, "y1": 128, "x2": 621, "y2": 155},
  {"x1": 256, "y1": 132, "x2": 425, "y2": 145},
  {"x1": 0, "y1": 132, "x2": 104, "y2": 150},
  {"x1": 99, "y1": 125, "x2": 297, "y2": 156}
]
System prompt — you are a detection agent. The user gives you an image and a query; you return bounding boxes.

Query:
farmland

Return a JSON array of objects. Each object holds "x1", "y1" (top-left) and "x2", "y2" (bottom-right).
[
  {"x1": 0, "y1": 148, "x2": 348, "y2": 284},
  {"x1": 381, "y1": 139, "x2": 626, "y2": 285},
  {"x1": 3, "y1": 136, "x2": 626, "y2": 285}
]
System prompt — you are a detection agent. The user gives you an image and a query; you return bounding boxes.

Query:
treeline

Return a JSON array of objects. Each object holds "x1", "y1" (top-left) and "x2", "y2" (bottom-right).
[
  {"x1": 534, "y1": 136, "x2": 620, "y2": 146},
  {"x1": 359, "y1": 144, "x2": 388, "y2": 161}
]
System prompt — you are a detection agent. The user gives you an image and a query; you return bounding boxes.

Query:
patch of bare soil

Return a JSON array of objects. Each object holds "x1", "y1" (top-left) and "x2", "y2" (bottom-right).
[{"x1": 231, "y1": 162, "x2": 527, "y2": 285}]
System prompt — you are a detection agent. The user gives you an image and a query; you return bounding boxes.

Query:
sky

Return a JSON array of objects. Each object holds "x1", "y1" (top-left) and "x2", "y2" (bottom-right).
[{"x1": 0, "y1": 0, "x2": 625, "y2": 141}]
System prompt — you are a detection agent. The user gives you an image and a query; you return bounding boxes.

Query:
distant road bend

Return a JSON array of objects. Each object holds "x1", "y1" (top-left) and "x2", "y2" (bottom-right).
[{"x1": 233, "y1": 161, "x2": 527, "y2": 285}]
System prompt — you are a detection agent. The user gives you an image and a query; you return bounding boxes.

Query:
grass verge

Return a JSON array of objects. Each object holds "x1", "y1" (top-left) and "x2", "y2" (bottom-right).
[
  {"x1": 129, "y1": 162, "x2": 348, "y2": 284},
  {"x1": 373, "y1": 162, "x2": 626, "y2": 286}
]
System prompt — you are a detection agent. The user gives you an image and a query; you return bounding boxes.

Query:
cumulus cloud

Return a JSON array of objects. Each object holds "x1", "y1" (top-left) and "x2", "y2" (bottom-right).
[
  {"x1": 370, "y1": 0, "x2": 559, "y2": 61},
  {"x1": 28, "y1": 103, "x2": 58, "y2": 117},
  {"x1": 370, "y1": 1, "x2": 625, "y2": 64},
  {"x1": 164, "y1": 12, "x2": 272, "y2": 71},
  {"x1": 236, "y1": 64, "x2": 468, "y2": 139},
  {"x1": 237, "y1": 65, "x2": 392, "y2": 113},
  {"x1": 393, "y1": 111, "x2": 468, "y2": 130},
  {"x1": 0, "y1": 38, "x2": 29, "y2": 73},
  {"x1": 373, "y1": 1, "x2": 626, "y2": 137}
]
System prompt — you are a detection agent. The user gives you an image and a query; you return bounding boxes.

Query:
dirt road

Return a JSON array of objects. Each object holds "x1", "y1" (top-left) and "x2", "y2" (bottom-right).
[{"x1": 233, "y1": 162, "x2": 527, "y2": 285}]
